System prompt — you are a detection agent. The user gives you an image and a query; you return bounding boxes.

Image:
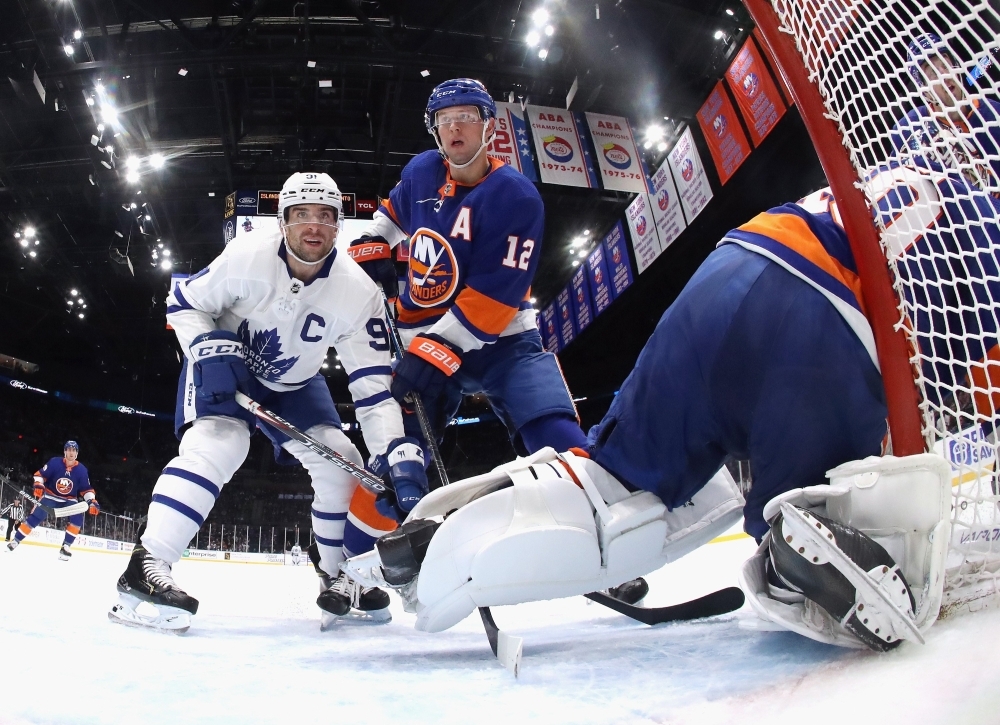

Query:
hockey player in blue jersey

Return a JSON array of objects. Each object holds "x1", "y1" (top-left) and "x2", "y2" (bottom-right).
[
  {"x1": 891, "y1": 33, "x2": 1000, "y2": 197},
  {"x1": 7, "y1": 441, "x2": 100, "y2": 560},
  {"x1": 347, "y1": 161, "x2": 990, "y2": 652},
  {"x1": 110, "y1": 172, "x2": 428, "y2": 633}
]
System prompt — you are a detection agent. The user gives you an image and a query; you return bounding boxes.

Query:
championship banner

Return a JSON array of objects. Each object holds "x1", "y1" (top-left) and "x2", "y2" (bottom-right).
[
  {"x1": 726, "y1": 38, "x2": 788, "y2": 147},
  {"x1": 753, "y1": 28, "x2": 794, "y2": 105},
  {"x1": 586, "y1": 243, "x2": 615, "y2": 315},
  {"x1": 625, "y1": 194, "x2": 664, "y2": 275},
  {"x1": 570, "y1": 266, "x2": 593, "y2": 334},
  {"x1": 603, "y1": 221, "x2": 634, "y2": 297},
  {"x1": 490, "y1": 102, "x2": 538, "y2": 182},
  {"x1": 526, "y1": 105, "x2": 594, "y2": 188},
  {"x1": 574, "y1": 112, "x2": 603, "y2": 188},
  {"x1": 696, "y1": 81, "x2": 752, "y2": 185},
  {"x1": 647, "y1": 157, "x2": 687, "y2": 251},
  {"x1": 541, "y1": 303, "x2": 560, "y2": 352},
  {"x1": 668, "y1": 127, "x2": 714, "y2": 223},
  {"x1": 556, "y1": 288, "x2": 577, "y2": 348},
  {"x1": 584, "y1": 112, "x2": 648, "y2": 193}
]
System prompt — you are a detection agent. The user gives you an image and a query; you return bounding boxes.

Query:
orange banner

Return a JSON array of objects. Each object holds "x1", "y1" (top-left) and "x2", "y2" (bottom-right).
[
  {"x1": 696, "y1": 81, "x2": 751, "y2": 185},
  {"x1": 726, "y1": 38, "x2": 788, "y2": 146},
  {"x1": 752, "y1": 28, "x2": 794, "y2": 106}
]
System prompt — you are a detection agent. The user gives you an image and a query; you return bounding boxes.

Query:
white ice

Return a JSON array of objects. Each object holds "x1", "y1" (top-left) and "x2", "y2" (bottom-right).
[{"x1": 2, "y1": 530, "x2": 1000, "y2": 725}]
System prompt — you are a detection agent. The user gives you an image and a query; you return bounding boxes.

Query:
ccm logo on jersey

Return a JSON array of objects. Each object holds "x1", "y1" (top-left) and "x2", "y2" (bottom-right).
[
  {"x1": 412, "y1": 339, "x2": 460, "y2": 375},
  {"x1": 55, "y1": 477, "x2": 74, "y2": 495},
  {"x1": 408, "y1": 228, "x2": 459, "y2": 307}
]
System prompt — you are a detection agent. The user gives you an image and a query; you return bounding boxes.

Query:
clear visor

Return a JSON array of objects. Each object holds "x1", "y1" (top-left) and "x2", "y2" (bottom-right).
[
  {"x1": 283, "y1": 207, "x2": 340, "y2": 229},
  {"x1": 433, "y1": 109, "x2": 483, "y2": 128}
]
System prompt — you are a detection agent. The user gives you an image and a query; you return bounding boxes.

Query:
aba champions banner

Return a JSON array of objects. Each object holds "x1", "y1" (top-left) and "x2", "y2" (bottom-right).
[
  {"x1": 490, "y1": 102, "x2": 538, "y2": 181},
  {"x1": 696, "y1": 81, "x2": 751, "y2": 185},
  {"x1": 726, "y1": 38, "x2": 788, "y2": 147},
  {"x1": 603, "y1": 221, "x2": 634, "y2": 298},
  {"x1": 648, "y1": 157, "x2": 687, "y2": 250},
  {"x1": 570, "y1": 266, "x2": 593, "y2": 334},
  {"x1": 586, "y1": 243, "x2": 614, "y2": 316},
  {"x1": 625, "y1": 194, "x2": 664, "y2": 275},
  {"x1": 584, "y1": 112, "x2": 648, "y2": 193},
  {"x1": 668, "y1": 127, "x2": 713, "y2": 223},
  {"x1": 526, "y1": 105, "x2": 594, "y2": 188}
]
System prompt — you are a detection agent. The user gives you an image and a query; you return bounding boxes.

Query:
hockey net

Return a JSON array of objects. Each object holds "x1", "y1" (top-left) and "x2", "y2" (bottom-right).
[{"x1": 747, "y1": 0, "x2": 1000, "y2": 615}]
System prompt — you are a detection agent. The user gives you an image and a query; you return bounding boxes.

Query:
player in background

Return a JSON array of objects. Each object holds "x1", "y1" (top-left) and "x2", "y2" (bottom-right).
[
  {"x1": 110, "y1": 172, "x2": 428, "y2": 632},
  {"x1": 291, "y1": 542, "x2": 302, "y2": 565},
  {"x1": 6, "y1": 441, "x2": 100, "y2": 560},
  {"x1": 346, "y1": 78, "x2": 646, "y2": 604},
  {"x1": 891, "y1": 33, "x2": 1000, "y2": 196},
  {"x1": 359, "y1": 162, "x2": 996, "y2": 652},
  {"x1": 2, "y1": 497, "x2": 24, "y2": 542}
]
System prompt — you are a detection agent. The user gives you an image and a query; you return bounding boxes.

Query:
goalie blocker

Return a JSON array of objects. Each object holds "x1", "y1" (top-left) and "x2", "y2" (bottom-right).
[{"x1": 344, "y1": 448, "x2": 745, "y2": 633}]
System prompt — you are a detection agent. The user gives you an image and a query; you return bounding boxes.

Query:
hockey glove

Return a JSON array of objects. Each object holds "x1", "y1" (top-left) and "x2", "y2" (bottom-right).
[
  {"x1": 87, "y1": 499, "x2": 100, "y2": 516},
  {"x1": 371, "y1": 437, "x2": 429, "y2": 523},
  {"x1": 390, "y1": 334, "x2": 461, "y2": 405},
  {"x1": 347, "y1": 236, "x2": 399, "y2": 298},
  {"x1": 33, "y1": 482, "x2": 44, "y2": 500},
  {"x1": 189, "y1": 330, "x2": 251, "y2": 404}
]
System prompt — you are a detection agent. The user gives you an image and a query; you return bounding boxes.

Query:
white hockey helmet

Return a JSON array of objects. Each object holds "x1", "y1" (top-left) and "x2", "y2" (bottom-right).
[{"x1": 278, "y1": 172, "x2": 343, "y2": 229}]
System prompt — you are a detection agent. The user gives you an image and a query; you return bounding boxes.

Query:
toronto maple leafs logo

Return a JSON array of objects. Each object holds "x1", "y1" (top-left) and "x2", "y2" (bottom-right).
[{"x1": 238, "y1": 320, "x2": 299, "y2": 381}]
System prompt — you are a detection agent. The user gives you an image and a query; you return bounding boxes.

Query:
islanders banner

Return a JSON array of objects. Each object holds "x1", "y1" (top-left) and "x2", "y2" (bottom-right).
[
  {"x1": 541, "y1": 303, "x2": 560, "y2": 352},
  {"x1": 647, "y1": 157, "x2": 687, "y2": 251},
  {"x1": 584, "y1": 112, "x2": 648, "y2": 193},
  {"x1": 696, "y1": 81, "x2": 751, "y2": 185},
  {"x1": 625, "y1": 194, "x2": 664, "y2": 275},
  {"x1": 586, "y1": 243, "x2": 615, "y2": 315},
  {"x1": 490, "y1": 102, "x2": 538, "y2": 181},
  {"x1": 726, "y1": 39, "x2": 787, "y2": 147},
  {"x1": 668, "y1": 127, "x2": 713, "y2": 223},
  {"x1": 603, "y1": 221, "x2": 634, "y2": 297},
  {"x1": 556, "y1": 288, "x2": 577, "y2": 348},
  {"x1": 570, "y1": 266, "x2": 593, "y2": 334},
  {"x1": 526, "y1": 105, "x2": 594, "y2": 188}
]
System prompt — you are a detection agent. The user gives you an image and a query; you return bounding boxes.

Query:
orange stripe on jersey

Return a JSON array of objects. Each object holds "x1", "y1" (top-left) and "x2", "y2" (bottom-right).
[
  {"x1": 66, "y1": 523, "x2": 81, "y2": 535},
  {"x1": 348, "y1": 487, "x2": 399, "y2": 534},
  {"x1": 454, "y1": 286, "x2": 519, "y2": 336},
  {"x1": 739, "y1": 212, "x2": 867, "y2": 315},
  {"x1": 18, "y1": 522, "x2": 32, "y2": 535},
  {"x1": 398, "y1": 305, "x2": 444, "y2": 326},
  {"x1": 381, "y1": 197, "x2": 403, "y2": 229}
]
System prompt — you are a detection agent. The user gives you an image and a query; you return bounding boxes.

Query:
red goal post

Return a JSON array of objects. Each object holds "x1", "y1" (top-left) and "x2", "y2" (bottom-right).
[{"x1": 745, "y1": 0, "x2": 1000, "y2": 612}]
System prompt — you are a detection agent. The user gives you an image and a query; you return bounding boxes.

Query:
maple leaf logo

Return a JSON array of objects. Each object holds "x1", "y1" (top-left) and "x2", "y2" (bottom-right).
[{"x1": 238, "y1": 320, "x2": 299, "y2": 381}]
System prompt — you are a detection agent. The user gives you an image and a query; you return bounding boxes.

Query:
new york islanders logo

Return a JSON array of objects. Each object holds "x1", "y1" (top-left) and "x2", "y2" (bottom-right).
[
  {"x1": 547, "y1": 319, "x2": 555, "y2": 336},
  {"x1": 55, "y1": 477, "x2": 73, "y2": 496},
  {"x1": 576, "y1": 287, "x2": 585, "y2": 303},
  {"x1": 742, "y1": 72, "x2": 760, "y2": 98},
  {"x1": 594, "y1": 266, "x2": 603, "y2": 285},
  {"x1": 657, "y1": 188, "x2": 671, "y2": 211},
  {"x1": 713, "y1": 115, "x2": 728, "y2": 138},
  {"x1": 408, "y1": 228, "x2": 459, "y2": 307},
  {"x1": 602, "y1": 142, "x2": 631, "y2": 170},
  {"x1": 612, "y1": 246, "x2": 622, "y2": 265},
  {"x1": 542, "y1": 136, "x2": 574, "y2": 163},
  {"x1": 635, "y1": 215, "x2": 648, "y2": 236},
  {"x1": 561, "y1": 304, "x2": 569, "y2": 320},
  {"x1": 681, "y1": 158, "x2": 695, "y2": 182}
]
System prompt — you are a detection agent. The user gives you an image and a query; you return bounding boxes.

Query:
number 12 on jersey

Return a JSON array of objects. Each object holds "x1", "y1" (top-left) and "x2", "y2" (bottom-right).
[{"x1": 502, "y1": 235, "x2": 535, "y2": 271}]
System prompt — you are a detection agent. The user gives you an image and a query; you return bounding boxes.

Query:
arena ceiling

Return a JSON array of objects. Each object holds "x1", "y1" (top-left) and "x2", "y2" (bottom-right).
[{"x1": 1, "y1": 0, "x2": 753, "y2": 411}]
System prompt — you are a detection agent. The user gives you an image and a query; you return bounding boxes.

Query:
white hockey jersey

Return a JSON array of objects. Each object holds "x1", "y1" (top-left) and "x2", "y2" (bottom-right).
[{"x1": 166, "y1": 232, "x2": 403, "y2": 457}]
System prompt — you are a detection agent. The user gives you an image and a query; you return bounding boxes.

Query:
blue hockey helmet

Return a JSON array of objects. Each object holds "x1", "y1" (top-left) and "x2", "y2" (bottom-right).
[
  {"x1": 424, "y1": 78, "x2": 497, "y2": 135},
  {"x1": 905, "y1": 33, "x2": 958, "y2": 85},
  {"x1": 64, "y1": 440, "x2": 79, "y2": 451}
]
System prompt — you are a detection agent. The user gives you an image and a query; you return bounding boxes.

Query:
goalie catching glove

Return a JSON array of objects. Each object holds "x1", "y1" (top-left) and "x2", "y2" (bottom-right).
[
  {"x1": 370, "y1": 437, "x2": 429, "y2": 523},
  {"x1": 347, "y1": 236, "x2": 398, "y2": 298},
  {"x1": 390, "y1": 334, "x2": 461, "y2": 404}
]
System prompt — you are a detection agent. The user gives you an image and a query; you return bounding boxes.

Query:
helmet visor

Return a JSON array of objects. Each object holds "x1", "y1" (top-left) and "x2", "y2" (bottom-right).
[
  {"x1": 283, "y1": 205, "x2": 340, "y2": 229},
  {"x1": 433, "y1": 108, "x2": 483, "y2": 129}
]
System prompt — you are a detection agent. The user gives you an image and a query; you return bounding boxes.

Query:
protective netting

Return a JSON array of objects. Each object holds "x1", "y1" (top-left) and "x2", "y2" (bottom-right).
[{"x1": 767, "y1": 0, "x2": 1000, "y2": 613}]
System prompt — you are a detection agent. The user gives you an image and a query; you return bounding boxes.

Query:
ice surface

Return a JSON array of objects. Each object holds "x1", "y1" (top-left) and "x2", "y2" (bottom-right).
[{"x1": 2, "y1": 529, "x2": 1000, "y2": 725}]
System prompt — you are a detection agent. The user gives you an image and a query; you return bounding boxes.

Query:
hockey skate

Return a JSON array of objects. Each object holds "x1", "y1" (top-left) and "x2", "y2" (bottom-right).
[
  {"x1": 108, "y1": 545, "x2": 199, "y2": 634},
  {"x1": 317, "y1": 571, "x2": 391, "y2": 629},
  {"x1": 58, "y1": 545, "x2": 72, "y2": 560},
  {"x1": 6, "y1": 539, "x2": 18, "y2": 552}
]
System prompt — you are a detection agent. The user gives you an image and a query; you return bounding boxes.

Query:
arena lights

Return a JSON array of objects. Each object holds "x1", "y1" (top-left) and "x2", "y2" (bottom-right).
[
  {"x1": 714, "y1": 29, "x2": 725, "y2": 40},
  {"x1": 526, "y1": 30, "x2": 540, "y2": 47},
  {"x1": 24, "y1": 226, "x2": 36, "y2": 238},
  {"x1": 63, "y1": 45, "x2": 74, "y2": 56},
  {"x1": 160, "y1": 259, "x2": 173, "y2": 271},
  {"x1": 126, "y1": 157, "x2": 140, "y2": 169},
  {"x1": 725, "y1": 8, "x2": 735, "y2": 15},
  {"x1": 538, "y1": 48, "x2": 549, "y2": 60},
  {"x1": 643, "y1": 124, "x2": 665, "y2": 150},
  {"x1": 532, "y1": 8, "x2": 549, "y2": 25},
  {"x1": 126, "y1": 170, "x2": 140, "y2": 184},
  {"x1": 100, "y1": 104, "x2": 118, "y2": 125},
  {"x1": 73, "y1": 29, "x2": 83, "y2": 39},
  {"x1": 544, "y1": 25, "x2": 554, "y2": 36},
  {"x1": 149, "y1": 153, "x2": 165, "y2": 169}
]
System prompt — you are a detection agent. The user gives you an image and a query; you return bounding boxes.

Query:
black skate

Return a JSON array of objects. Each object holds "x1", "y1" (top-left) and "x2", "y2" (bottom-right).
[
  {"x1": 6, "y1": 539, "x2": 18, "y2": 552},
  {"x1": 608, "y1": 577, "x2": 649, "y2": 606},
  {"x1": 317, "y1": 570, "x2": 391, "y2": 629},
  {"x1": 58, "y1": 544, "x2": 72, "y2": 560},
  {"x1": 109, "y1": 545, "x2": 199, "y2": 633}
]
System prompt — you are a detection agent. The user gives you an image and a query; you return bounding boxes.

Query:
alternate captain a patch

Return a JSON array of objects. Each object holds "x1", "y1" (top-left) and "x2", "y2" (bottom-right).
[{"x1": 408, "y1": 227, "x2": 459, "y2": 307}]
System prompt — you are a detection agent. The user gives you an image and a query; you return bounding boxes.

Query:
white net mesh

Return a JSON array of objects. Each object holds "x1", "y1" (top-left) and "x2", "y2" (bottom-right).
[{"x1": 767, "y1": 0, "x2": 1000, "y2": 613}]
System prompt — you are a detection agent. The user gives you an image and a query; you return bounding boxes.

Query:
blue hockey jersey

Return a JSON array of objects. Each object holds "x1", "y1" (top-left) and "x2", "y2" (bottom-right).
[
  {"x1": 34, "y1": 457, "x2": 93, "y2": 501},
  {"x1": 364, "y1": 150, "x2": 544, "y2": 352}
]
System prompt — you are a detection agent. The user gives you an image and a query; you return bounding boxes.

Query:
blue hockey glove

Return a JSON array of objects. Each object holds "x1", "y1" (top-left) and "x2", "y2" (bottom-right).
[
  {"x1": 189, "y1": 330, "x2": 251, "y2": 404},
  {"x1": 390, "y1": 334, "x2": 461, "y2": 405},
  {"x1": 371, "y1": 437, "x2": 429, "y2": 523},
  {"x1": 347, "y1": 236, "x2": 399, "y2": 298}
]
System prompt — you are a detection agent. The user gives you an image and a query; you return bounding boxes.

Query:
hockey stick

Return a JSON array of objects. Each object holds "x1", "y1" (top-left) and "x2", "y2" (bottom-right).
[
  {"x1": 18, "y1": 490, "x2": 90, "y2": 518},
  {"x1": 378, "y1": 287, "x2": 450, "y2": 486},
  {"x1": 234, "y1": 392, "x2": 387, "y2": 495},
  {"x1": 584, "y1": 586, "x2": 746, "y2": 626}
]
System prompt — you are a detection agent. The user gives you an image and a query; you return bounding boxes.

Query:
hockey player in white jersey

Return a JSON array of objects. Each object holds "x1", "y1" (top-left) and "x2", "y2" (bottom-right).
[{"x1": 110, "y1": 172, "x2": 428, "y2": 633}]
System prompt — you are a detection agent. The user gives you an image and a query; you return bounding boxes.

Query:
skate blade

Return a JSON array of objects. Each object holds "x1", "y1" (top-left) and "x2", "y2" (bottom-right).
[
  {"x1": 319, "y1": 608, "x2": 392, "y2": 631},
  {"x1": 108, "y1": 594, "x2": 192, "y2": 634}
]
